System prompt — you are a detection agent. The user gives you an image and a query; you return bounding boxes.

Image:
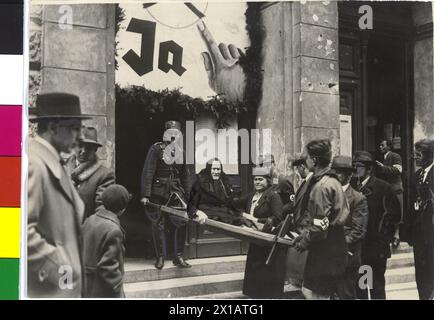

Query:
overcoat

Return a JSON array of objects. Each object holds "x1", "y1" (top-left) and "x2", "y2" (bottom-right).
[
  {"x1": 27, "y1": 138, "x2": 85, "y2": 298},
  {"x1": 71, "y1": 158, "x2": 115, "y2": 219}
]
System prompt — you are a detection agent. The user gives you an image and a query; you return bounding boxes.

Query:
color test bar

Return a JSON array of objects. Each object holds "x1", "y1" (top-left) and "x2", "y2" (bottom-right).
[{"x1": 0, "y1": 0, "x2": 23, "y2": 300}]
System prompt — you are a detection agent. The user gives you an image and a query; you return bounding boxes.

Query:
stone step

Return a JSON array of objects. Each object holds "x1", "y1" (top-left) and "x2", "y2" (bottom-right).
[
  {"x1": 124, "y1": 255, "x2": 246, "y2": 283},
  {"x1": 385, "y1": 266, "x2": 415, "y2": 285},
  {"x1": 386, "y1": 281, "x2": 417, "y2": 292},
  {"x1": 387, "y1": 252, "x2": 414, "y2": 269},
  {"x1": 124, "y1": 272, "x2": 244, "y2": 298},
  {"x1": 386, "y1": 281, "x2": 418, "y2": 300},
  {"x1": 391, "y1": 243, "x2": 413, "y2": 254}
]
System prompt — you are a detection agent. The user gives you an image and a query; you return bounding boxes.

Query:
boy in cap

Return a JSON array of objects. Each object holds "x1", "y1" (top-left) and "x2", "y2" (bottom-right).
[{"x1": 82, "y1": 184, "x2": 131, "y2": 298}]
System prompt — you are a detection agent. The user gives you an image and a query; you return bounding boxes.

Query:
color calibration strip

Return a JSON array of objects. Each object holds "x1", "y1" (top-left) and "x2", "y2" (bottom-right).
[{"x1": 0, "y1": 1, "x2": 24, "y2": 300}]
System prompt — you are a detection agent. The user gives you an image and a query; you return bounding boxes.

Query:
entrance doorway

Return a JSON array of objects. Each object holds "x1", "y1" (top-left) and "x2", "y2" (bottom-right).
[{"x1": 338, "y1": 1, "x2": 414, "y2": 218}]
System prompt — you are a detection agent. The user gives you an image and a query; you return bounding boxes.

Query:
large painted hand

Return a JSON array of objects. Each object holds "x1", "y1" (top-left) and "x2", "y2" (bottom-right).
[{"x1": 197, "y1": 20, "x2": 246, "y2": 103}]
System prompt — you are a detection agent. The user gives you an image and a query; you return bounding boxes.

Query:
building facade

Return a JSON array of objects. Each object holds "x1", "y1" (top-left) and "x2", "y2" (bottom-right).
[{"x1": 29, "y1": 1, "x2": 433, "y2": 258}]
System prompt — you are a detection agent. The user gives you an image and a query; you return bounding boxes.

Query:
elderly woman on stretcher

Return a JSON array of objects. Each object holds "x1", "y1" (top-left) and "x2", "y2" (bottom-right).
[{"x1": 187, "y1": 158, "x2": 255, "y2": 227}]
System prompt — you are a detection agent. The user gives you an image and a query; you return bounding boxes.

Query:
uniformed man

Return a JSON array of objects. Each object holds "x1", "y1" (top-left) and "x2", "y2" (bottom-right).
[
  {"x1": 411, "y1": 139, "x2": 434, "y2": 300},
  {"x1": 140, "y1": 121, "x2": 206, "y2": 270}
]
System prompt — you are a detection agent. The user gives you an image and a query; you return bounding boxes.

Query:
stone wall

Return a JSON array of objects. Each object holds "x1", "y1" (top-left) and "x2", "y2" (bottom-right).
[
  {"x1": 31, "y1": 4, "x2": 116, "y2": 168},
  {"x1": 412, "y1": 2, "x2": 434, "y2": 142},
  {"x1": 257, "y1": 1, "x2": 340, "y2": 176}
]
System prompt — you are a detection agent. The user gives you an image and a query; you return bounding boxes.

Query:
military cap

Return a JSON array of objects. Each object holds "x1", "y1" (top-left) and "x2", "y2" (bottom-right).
[{"x1": 165, "y1": 121, "x2": 182, "y2": 131}]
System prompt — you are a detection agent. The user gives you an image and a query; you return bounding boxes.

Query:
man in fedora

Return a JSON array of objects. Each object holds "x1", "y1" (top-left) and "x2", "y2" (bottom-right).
[
  {"x1": 27, "y1": 92, "x2": 88, "y2": 298},
  {"x1": 411, "y1": 139, "x2": 434, "y2": 300},
  {"x1": 70, "y1": 126, "x2": 115, "y2": 219},
  {"x1": 141, "y1": 121, "x2": 207, "y2": 270},
  {"x1": 352, "y1": 151, "x2": 401, "y2": 299},
  {"x1": 331, "y1": 156, "x2": 368, "y2": 299}
]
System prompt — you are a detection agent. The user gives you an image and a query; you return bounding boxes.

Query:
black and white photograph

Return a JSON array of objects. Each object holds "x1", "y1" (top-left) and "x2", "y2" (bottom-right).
[{"x1": 25, "y1": 0, "x2": 434, "y2": 300}]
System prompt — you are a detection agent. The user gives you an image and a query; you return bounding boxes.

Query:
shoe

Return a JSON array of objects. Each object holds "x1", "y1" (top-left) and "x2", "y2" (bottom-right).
[
  {"x1": 155, "y1": 256, "x2": 164, "y2": 270},
  {"x1": 173, "y1": 255, "x2": 192, "y2": 268},
  {"x1": 392, "y1": 237, "x2": 400, "y2": 249}
]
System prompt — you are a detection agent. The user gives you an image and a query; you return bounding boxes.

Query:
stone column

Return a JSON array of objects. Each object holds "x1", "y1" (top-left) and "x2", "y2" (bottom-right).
[
  {"x1": 412, "y1": 3, "x2": 433, "y2": 142},
  {"x1": 292, "y1": 1, "x2": 340, "y2": 156},
  {"x1": 257, "y1": 1, "x2": 339, "y2": 176},
  {"x1": 39, "y1": 4, "x2": 116, "y2": 168}
]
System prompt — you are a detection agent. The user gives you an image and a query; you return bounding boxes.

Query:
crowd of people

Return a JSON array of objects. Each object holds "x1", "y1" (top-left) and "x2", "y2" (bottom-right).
[{"x1": 27, "y1": 93, "x2": 434, "y2": 300}]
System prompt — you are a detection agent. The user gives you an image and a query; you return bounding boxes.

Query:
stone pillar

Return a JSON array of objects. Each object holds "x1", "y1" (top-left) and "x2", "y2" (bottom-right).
[
  {"x1": 39, "y1": 4, "x2": 116, "y2": 168},
  {"x1": 412, "y1": 3, "x2": 433, "y2": 142},
  {"x1": 292, "y1": 1, "x2": 340, "y2": 156},
  {"x1": 257, "y1": 1, "x2": 339, "y2": 176}
]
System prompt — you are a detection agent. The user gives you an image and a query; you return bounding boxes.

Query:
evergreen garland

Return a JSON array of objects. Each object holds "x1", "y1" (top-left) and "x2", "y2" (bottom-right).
[{"x1": 114, "y1": 3, "x2": 264, "y2": 128}]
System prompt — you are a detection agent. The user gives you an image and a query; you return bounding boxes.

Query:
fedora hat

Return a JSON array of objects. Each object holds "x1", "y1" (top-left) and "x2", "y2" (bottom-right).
[
  {"x1": 353, "y1": 150, "x2": 375, "y2": 165},
  {"x1": 30, "y1": 93, "x2": 91, "y2": 122},
  {"x1": 80, "y1": 126, "x2": 102, "y2": 147},
  {"x1": 331, "y1": 156, "x2": 355, "y2": 171}
]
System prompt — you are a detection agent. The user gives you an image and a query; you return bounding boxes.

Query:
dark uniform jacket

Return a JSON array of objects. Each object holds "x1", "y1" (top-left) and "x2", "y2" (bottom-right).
[
  {"x1": 376, "y1": 151, "x2": 403, "y2": 193},
  {"x1": 344, "y1": 185, "x2": 368, "y2": 268},
  {"x1": 141, "y1": 142, "x2": 191, "y2": 205},
  {"x1": 357, "y1": 176, "x2": 401, "y2": 260},
  {"x1": 82, "y1": 208, "x2": 125, "y2": 298},
  {"x1": 71, "y1": 157, "x2": 115, "y2": 219}
]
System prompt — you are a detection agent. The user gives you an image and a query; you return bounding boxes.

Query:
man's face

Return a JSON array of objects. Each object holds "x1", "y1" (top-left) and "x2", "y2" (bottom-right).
[
  {"x1": 379, "y1": 141, "x2": 389, "y2": 154},
  {"x1": 296, "y1": 165, "x2": 308, "y2": 179},
  {"x1": 253, "y1": 176, "x2": 268, "y2": 191},
  {"x1": 78, "y1": 142, "x2": 98, "y2": 163},
  {"x1": 210, "y1": 161, "x2": 222, "y2": 180},
  {"x1": 51, "y1": 119, "x2": 81, "y2": 153},
  {"x1": 353, "y1": 162, "x2": 368, "y2": 179},
  {"x1": 305, "y1": 152, "x2": 315, "y2": 171},
  {"x1": 414, "y1": 149, "x2": 433, "y2": 168},
  {"x1": 335, "y1": 170, "x2": 352, "y2": 186}
]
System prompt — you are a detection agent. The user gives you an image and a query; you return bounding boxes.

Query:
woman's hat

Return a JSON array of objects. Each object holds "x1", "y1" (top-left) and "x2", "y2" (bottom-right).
[{"x1": 252, "y1": 166, "x2": 272, "y2": 178}]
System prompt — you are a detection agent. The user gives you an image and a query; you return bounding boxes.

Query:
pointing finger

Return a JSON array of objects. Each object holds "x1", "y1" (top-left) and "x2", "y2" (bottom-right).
[{"x1": 197, "y1": 20, "x2": 224, "y2": 68}]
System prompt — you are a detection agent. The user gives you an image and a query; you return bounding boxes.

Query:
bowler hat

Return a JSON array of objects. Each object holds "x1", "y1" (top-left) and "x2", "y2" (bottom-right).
[
  {"x1": 80, "y1": 126, "x2": 102, "y2": 147},
  {"x1": 331, "y1": 156, "x2": 355, "y2": 171},
  {"x1": 30, "y1": 93, "x2": 90, "y2": 122},
  {"x1": 102, "y1": 184, "x2": 131, "y2": 213},
  {"x1": 353, "y1": 151, "x2": 375, "y2": 164}
]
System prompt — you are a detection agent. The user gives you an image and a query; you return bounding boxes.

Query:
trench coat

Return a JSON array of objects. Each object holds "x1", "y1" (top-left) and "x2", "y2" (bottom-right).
[
  {"x1": 82, "y1": 208, "x2": 125, "y2": 298},
  {"x1": 27, "y1": 138, "x2": 85, "y2": 298},
  {"x1": 233, "y1": 187, "x2": 285, "y2": 298}
]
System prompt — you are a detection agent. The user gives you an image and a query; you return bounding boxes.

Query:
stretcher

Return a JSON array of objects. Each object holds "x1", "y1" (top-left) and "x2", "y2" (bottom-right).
[{"x1": 147, "y1": 201, "x2": 295, "y2": 249}]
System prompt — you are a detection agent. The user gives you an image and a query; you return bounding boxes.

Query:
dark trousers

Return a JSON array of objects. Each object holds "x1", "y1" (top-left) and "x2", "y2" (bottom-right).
[
  {"x1": 336, "y1": 266, "x2": 359, "y2": 299},
  {"x1": 146, "y1": 208, "x2": 187, "y2": 258},
  {"x1": 356, "y1": 257, "x2": 387, "y2": 300},
  {"x1": 413, "y1": 239, "x2": 434, "y2": 300}
]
